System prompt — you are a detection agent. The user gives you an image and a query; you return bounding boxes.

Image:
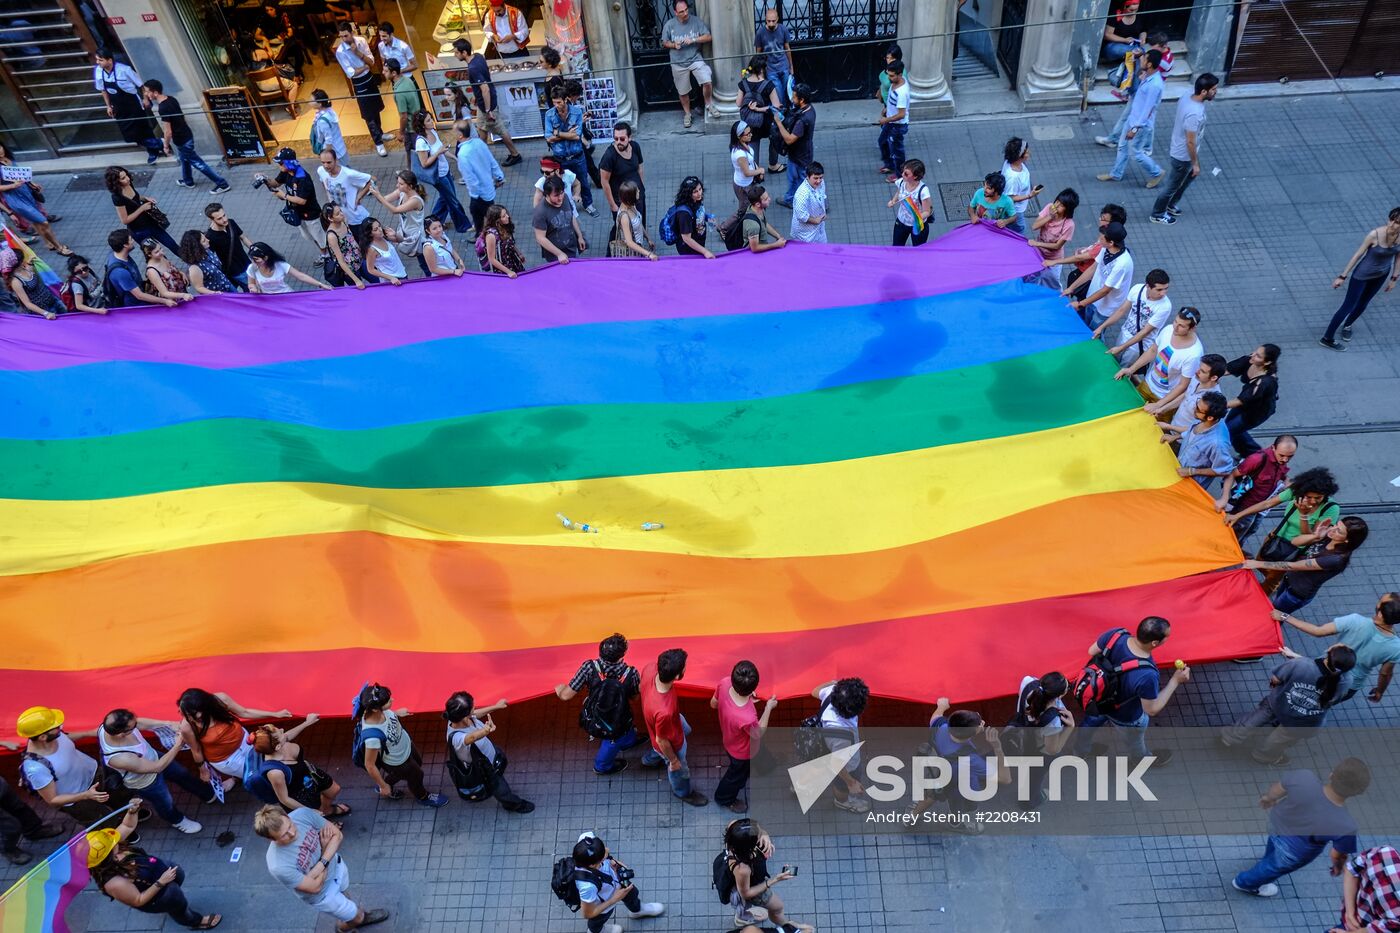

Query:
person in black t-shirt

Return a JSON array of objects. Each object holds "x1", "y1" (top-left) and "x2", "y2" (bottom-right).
[
  {"x1": 141, "y1": 80, "x2": 229, "y2": 192},
  {"x1": 1224, "y1": 343, "x2": 1281, "y2": 457},
  {"x1": 1248, "y1": 516, "x2": 1369, "y2": 614},
  {"x1": 204, "y1": 203, "x2": 253, "y2": 291},
  {"x1": 773, "y1": 83, "x2": 815, "y2": 206},
  {"x1": 259, "y1": 147, "x2": 326, "y2": 254}
]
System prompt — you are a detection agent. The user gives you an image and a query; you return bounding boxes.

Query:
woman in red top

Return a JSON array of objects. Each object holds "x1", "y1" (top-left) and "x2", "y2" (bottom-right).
[{"x1": 176, "y1": 689, "x2": 290, "y2": 782}]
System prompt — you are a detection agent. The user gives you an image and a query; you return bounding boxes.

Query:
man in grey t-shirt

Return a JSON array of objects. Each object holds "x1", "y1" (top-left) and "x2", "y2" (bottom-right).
[
  {"x1": 660, "y1": 0, "x2": 715, "y2": 128},
  {"x1": 257, "y1": 805, "x2": 389, "y2": 930},
  {"x1": 1151, "y1": 72, "x2": 1218, "y2": 225}
]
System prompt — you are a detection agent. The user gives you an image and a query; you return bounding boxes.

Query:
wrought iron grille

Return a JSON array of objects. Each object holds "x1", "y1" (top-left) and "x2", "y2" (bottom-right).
[
  {"x1": 626, "y1": 0, "x2": 675, "y2": 55},
  {"x1": 751, "y1": 0, "x2": 899, "y2": 46}
]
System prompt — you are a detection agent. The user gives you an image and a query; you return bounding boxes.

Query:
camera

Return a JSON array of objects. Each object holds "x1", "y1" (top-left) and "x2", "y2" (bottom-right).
[
  {"x1": 252, "y1": 174, "x2": 270, "y2": 190},
  {"x1": 615, "y1": 866, "x2": 635, "y2": 884}
]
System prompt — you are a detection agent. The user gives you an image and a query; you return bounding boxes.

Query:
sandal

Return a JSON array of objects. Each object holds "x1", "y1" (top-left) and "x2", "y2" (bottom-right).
[
  {"x1": 51, "y1": 246, "x2": 74, "y2": 257},
  {"x1": 194, "y1": 915, "x2": 222, "y2": 929},
  {"x1": 327, "y1": 802, "x2": 352, "y2": 817}
]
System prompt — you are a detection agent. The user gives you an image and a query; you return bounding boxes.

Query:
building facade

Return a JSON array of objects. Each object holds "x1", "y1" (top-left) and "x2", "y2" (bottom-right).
[{"x1": 1, "y1": 0, "x2": 1396, "y2": 160}]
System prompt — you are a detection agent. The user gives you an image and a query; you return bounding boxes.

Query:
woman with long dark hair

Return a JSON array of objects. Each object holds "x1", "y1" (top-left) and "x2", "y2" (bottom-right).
[
  {"x1": 1223, "y1": 343, "x2": 1281, "y2": 456},
  {"x1": 443, "y1": 691, "x2": 534, "y2": 812},
  {"x1": 177, "y1": 230, "x2": 236, "y2": 295},
  {"x1": 87, "y1": 801, "x2": 221, "y2": 929},
  {"x1": 1220, "y1": 644, "x2": 1356, "y2": 765},
  {"x1": 105, "y1": 165, "x2": 178, "y2": 253},
  {"x1": 721, "y1": 818, "x2": 810, "y2": 930},
  {"x1": 1320, "y1": 207, "x2": 1400, "y2": 350},
  {"x1": 320, "y1": 203, "x2": 365, "y2": 290},
  {"x1": 369, "y1": 169, "x2": 427, "y2": 274},
  {"x1": 354, "y1": 682, "x2": 449, "y2": 807},
  {"x1": 737, "y1": 55, "x2": 783, "y2": 174},
  {"x1": 412, "y1": 110, "x2": 472, "y2": 234},
  {"x1": 423, "y1": 216, "x2": 465, "y2": 277},
  {"x1": 1247, "y1": 516, "x2": 1369, "y2": 614},
  {"x1": 176, "y1": 688, "x2": 289, "y2": 783},
  {"x1": 477, "y1": 204, "x2": 525, "y2": 277},
  {"x1": 246, "y1": 241, "x2": 330, "y2": 294},
  {"x1": 360, "y1": 218, "x2": 409, "y2": 286},
  {"x1": 671, "y1": 176, "x2": 715, "y2": 259}
]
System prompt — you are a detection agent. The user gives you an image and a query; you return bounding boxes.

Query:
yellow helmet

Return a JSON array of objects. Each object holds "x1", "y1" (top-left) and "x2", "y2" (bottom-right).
[{"x1": 16, "y1": 706, "x2": 64, "y2": 739}]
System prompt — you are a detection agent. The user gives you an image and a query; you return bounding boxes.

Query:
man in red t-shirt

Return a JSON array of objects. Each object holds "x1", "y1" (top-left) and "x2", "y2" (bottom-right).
[
  {"x1": 711, "y1": 661, "x2": 777, "y2": 813},
  {"x1": 639, "y1": 649, "x2": 708, "y2": 806},
  {"x1": 1218, "y1": 434, "x2": 1296, "y2": 542}
]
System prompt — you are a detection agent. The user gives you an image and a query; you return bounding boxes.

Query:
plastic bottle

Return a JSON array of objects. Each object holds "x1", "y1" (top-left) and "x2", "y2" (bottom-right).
[
  {"x1": 640, "y1": 522, "x2": 665, "y2": 531},
  {"x1": 556, "y1": 512, "x2": 598, "y2": 533}
]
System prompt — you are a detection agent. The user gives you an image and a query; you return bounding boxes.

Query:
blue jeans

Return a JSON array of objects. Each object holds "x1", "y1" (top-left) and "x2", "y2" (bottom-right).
[
  {"x1": 878, "y1": 122, "x2": 908, "y2": 174},
  {"x1": 142, "y1": 760, "x2": 214, "y2": 825},
  {"x1": 640, "y1": 715, "x2": 692, "y2": 797},
  {"x1": 1075, "y1": 709, "x2": 1150, "y2": 759},
  {"x1": 1005, "y1": 213, "x2": 1027, "y2": 235},
  {"x1": 1109, "y1": 123, "x2": 1160, "y2": 181},
  {"x1": 594, "y1": 728, "x2": 644, "y2": 773},
  {"x1": 175, "y1": 139, "x2": 227, "y2": 188},
  {"x1": 1234, "y1": 836, "x2": 1325, "y2": 892},
  {"x1": 1271, "y1": 585, "x2": 1313, "y2": 615},
  {"x1": 230, "y1": 271, "x2": 249, "y2": 293},
  {"x1": 557, "y1": 153, "x2": 594, "y2": 210},
  {"x1": 1105, "y1": 104, "x2": 1131, "y2": 145},
  {"x1": 784, "y1": 158, "x2": 807, "y2": 203},
  {"x1": 427, "y1": 174, "x2": 472, "y2": 233},
  {"x1": 1103, "y1": 41, "x2": 1133, "y2": 62}
]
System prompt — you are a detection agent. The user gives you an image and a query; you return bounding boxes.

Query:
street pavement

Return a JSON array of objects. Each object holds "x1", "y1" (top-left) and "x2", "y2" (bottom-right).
[{"x1": 5, "y1": 89, "x2": 1400, "y2": 932}]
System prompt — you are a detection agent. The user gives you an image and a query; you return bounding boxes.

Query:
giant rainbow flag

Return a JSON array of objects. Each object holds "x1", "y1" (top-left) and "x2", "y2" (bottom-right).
[{"x1": 0, "y1": 224, "x2": 1274, "y2": 731}]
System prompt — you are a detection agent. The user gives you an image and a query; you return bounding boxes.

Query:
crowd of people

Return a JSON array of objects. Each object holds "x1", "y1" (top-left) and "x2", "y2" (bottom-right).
[{"x1": 1, "y1": 16, "x2": 1398, "y2": 933}]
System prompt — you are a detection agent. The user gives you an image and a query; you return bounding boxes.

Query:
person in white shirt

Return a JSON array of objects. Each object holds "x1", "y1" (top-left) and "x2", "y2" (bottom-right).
[
  {"x1": 1062, "y1": 221, "x2": 1132, "y2": 329},
  {"x1": 316, "y1": 147, "x2": 374, "y2": 236},
  {"x1": 376, "y1": 22, "x2": 416, "y2": 79},
  {"x1": 876, "y1": 60, "x2": 909, "y2": 179},
  {"x1": 1000, "y1": 136, "x2": 1039, "y2": 236},
  {"x1": 333, "y1": 21, "x2": 387, "y2": 157},
  {"x1": 789, "y1": 161, "x2": 827, "y2": 243},
  {"x1": 443, "y1": 691, "x2": 534, "y2": 812},
  {"x1": 93, "y1": 50, "x2": 163, "y2": 163},
  {"x1": 308, "y1": 90, "x2": 348, "y2": 162},
  {"x1": 1092, "y1": 268, "x2": 1172, "y2": 364},
  {"x1": 533, "y1": 156, "x2": 582, "y2": 211},
  {"x1": 483, "y1": 0, "x2": 531, "y2": 58},
  {"x1": 570, "y1": 832, "x2": 665, "y2": 931},
  {"x1": 1116, "y1": 306, "x2": 1205, "y2": 407}
]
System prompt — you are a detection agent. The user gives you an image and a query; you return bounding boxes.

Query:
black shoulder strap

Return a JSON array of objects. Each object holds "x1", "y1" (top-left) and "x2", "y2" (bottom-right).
[{"x1": 20, "y1": 751, "x2": 58, "y2": 788}]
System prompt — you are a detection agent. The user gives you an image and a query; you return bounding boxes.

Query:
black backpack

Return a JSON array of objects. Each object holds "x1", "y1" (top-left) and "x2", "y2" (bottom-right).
[
  {"x1": 1073, "y1": 629, "x2": 1156, "y2": 716},
  {"x1": 712, "y1": 850, "x2": 737, "y2": 905},
  {"x1": 579, "y1": 661, "x2": 634, "y2": 740},
  {"x1": 444, "y1": 728, "x2": 503, "y2": 801},
  {"x1": 550, "y1": 858, "x2": 607, "y2": 912},
  {"x1": 719, "y1": 210, "x2": 758, "y2": 251},
  {"x1": 101, "y1": 259, "x2": 127, "y2": 308},
  {"x1": 792, "y1": 696, "x2": 849, "y2": 763}
]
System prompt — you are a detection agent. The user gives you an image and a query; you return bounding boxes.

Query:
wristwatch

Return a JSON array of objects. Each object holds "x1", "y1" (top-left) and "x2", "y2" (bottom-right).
[{"x1": 318, "y1": 858, "x2": 330, "y2": 868}]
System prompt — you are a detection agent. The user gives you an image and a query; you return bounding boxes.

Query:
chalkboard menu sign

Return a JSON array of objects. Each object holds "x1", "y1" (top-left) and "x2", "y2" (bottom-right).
[{"x1": 203, "y1": 86, "x2": 268, "y2": 165}]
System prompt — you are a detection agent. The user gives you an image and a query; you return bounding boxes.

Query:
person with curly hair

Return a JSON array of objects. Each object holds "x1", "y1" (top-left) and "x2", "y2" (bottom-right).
[
  {"x1": 105, "y1": 165, "x2": 178, "y2": 253},
  {"x1": 810, "y1": 676, "x2": 871, "y2": 812}
]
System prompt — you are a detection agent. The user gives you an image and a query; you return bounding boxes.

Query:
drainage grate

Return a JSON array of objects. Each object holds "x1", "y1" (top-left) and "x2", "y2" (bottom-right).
[
  {"x1": 938, "y1": 180, "x2": 984, "y2": 220},
  {"x1": 67, "y1": 169, "x2": 153, "y2": 192}
]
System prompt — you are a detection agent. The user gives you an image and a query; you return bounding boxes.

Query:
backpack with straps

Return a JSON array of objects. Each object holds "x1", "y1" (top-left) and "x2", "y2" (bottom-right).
[
  {"x1": 793, "y1": 696, "x2": 850, "y2": 763},
  {"x1": 579, "y1": 661, "x2": 634, "y2": 740},
  {"x1": 444, "y1": 728, "x2": 502, "y2": 800},
  {"x1": 718, "y1": 210, "x2": 758, "y2": 252},
  {"x1": 658, "y1": 203, "x2": 693, "y2": 246},
  {"x1": 550, "y1": 858, "x2": 608, "y2": 913},
  {"x1": 712, "y1": 849, "x2": 738, "y2": 905},
  {"x1": 1073, "y1": 628, "x2": 1157, "y2": 716},
  {"x1": 101, "y1": 258, "x2": 127, "y2": 308}
]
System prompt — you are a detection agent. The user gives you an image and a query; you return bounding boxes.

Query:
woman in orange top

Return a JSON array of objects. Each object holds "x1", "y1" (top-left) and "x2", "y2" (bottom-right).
[{"x1": 175, "y1": 689, "x2": 291, "y2": 782}]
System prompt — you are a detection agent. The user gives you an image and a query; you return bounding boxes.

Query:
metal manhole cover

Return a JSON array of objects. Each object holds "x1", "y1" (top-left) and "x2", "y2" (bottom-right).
[
  {"x1": 67, "y1": 169, "x2": 153, "y2": 192},
  {"x1": 938, "y1": 180, "x2": 984, "y2": 220},
  {"x1": 1029, "y1": 121, "x2": 1075, "y2": 141}
]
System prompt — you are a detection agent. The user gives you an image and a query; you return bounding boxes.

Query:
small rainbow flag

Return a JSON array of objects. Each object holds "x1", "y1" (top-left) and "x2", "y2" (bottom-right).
[
  {"x1": 0, "y1": 833, "x2": 90, "y2": 933},
  {"x1": 0, "y1": 222, "x2": 63, "y2": 301},
  {"x1": 902, "y1": 195, "x2": 926, "y2": 233}
]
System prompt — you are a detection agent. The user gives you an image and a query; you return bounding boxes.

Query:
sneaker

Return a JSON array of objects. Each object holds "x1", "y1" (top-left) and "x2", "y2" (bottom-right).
[
  {"x1": 357, "y1": 908, "x2": 391, "y2": 927},
  {"x1": 584, "y1": 204, "x2": 598, "y2": 217},
  {"x1": 639, "y1": 757, "x2": 666, "y2": 770},
  {"x1": 147, "y1": 152, "x2": 160, "y2": 164},
  {"x1": 417, "y1": 793, "x2": 450, "y2": 808},
  {"x1": 505, "y1": 800, "x2": 535, "y2": 814},
  {"x1": 375, "y1": 143, "x2": 388, "y2": 157},
  {"x1": 1232, "y1": 879, "x2": 1280, "y2": 897},
  {"x1": 1145, "y1": 173, "x2": 1163, "y2": 188},
  {"x1": 683, "y1": 113, "x2": 693, "y2": 128},
  {"x1": 2, "y1": 848, "x2": 32, "y2": 866},
  {"x1": 1094, "y1": 135, "x2": 1114, "y2": 148},
  {"x1": 706, "y1": 106, "x2": 719, "y2": 120},
  {"x1": 174, "y1": 817, "x2": 203, "y2": 834},
  {"x1": 724, "y1": 800, "x2": 748, "y2": 814},
  {"x1": 1341, "y1": 324, "x2": 1354, "y2": 341},
  {"x1": 1166, "y1": 205, "x2": 1182, "y2": 217},
  {"x1": 174, "y1": 180, "x2": 196, "y2": 189},
  {"x1": 1150, "y1": 213, "x2": 1177, "y2": 225},
  {"x1": 833, "y1": 795, "x2": 871, "y2": 814},
  {"x1": 628, "y1": 901, "x2": 666, "y2": 919},
  {"x1": 211, "y1": 183, "x2": 231, "y2": 194},
  {"x1": 594, "y1": 760, "x2": 628, "y2": 775},
  {"x1": 680, "y1": 791, "x2": 709, "y2": 807},
  {"x1": 502, "y1": 153, "x2": 523, "y2": 167},
  {"x1": 601, "y1": 924, "x2": 623, "y2": 933},
  {"x1": 1096, "y1": 173, "x2": 1119, "y2": 182},
  {"x1": 1318, "y1": 337, "x2": 1347, "y2": 352}
]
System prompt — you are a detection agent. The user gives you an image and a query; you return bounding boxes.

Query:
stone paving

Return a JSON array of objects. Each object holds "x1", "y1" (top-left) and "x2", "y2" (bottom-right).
[{"x1": 4, "y1": 90, "x2": 1400, "y2": 932}]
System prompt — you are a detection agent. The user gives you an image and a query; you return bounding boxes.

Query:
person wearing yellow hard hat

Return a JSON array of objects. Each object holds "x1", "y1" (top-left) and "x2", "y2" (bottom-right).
[
  {"x1": 87, "y1": 799, "x2": 221, "y2": 929},
  {"x1": 16, "y1": 705, "x2": 127, "y2": 827}
]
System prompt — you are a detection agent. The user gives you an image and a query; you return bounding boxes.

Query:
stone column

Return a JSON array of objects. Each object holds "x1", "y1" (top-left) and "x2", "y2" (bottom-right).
[
  {"x1": 705, "y1": 0, "x2": 746, "y2": 119},
  {"x1": 903, "y1": 0, "x2": 954, "y2": 118},
  {"x1": 1018, "y1": 0, "x2": 1079, "y2": 110},
  {"x1": 579, "y1": 0, "x2": 636, "y2": 124},
  {"x1": 1185, "y1": 0, "x2": 1232, "y2": 81}
]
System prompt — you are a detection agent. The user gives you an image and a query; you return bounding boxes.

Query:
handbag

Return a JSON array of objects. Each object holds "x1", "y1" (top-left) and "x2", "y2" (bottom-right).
[
  {"x1": 144, "y1": 199, "x2": 170, "y2": 230},
  {"x1": 322, "y1": 252, "x2": 346, "y2": 286},
  {"x1": 29, "y1": 182, "x2": 45, "y2": 204},
  {"x1": 279, "y1": 203, "x2": 301, "y2": 226},
  {"x1": 1254, "y1": 503, "x2": 1300, "y2": 562}
]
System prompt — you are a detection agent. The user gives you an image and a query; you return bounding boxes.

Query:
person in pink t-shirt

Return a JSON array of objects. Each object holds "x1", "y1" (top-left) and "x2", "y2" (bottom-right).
[{"x1": 711, "y1": 661, "x2": 778, "y2": 813}]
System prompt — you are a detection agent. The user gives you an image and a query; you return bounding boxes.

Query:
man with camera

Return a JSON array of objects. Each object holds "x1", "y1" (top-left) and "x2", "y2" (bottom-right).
[{"x1": 570, "y1": 831, "x2": 664, "y2": 933}]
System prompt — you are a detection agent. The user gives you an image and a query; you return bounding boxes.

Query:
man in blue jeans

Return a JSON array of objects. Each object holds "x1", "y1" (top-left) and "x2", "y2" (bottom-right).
[
  {"x1": 556, "y1": 633, "x2": 646, "y2": 775},
  {"x1": 774, "y1": 83, "x2": 815, "y2": 206},
  {"x1": 876, "y1": 61, "x2": 909, "y2": 178},
  {"x1": 1233, "y1": 758, "x2": 1369, "y2": 898},
  {"x1": 754, "y1": 6, "x2": 793, "y2": 109},
  {"x1": 1074, "y1": 616, "x2": 1190, "y2": 764},
  {"x1": 544, "y1": 87, "x2": 595, "y2": 215},
  {"x1": 141, "y1": 79, "x2": 229, "y2": 194},
  {"x1": 1096, "y1": 48, "x2": 1163, "y2": 188},
  {"x1": 639, "y1": 648, "x2": 708, "y2": 806}
]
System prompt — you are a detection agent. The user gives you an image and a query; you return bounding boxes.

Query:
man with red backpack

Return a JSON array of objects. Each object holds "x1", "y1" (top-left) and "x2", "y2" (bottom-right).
[
  {"x1": 1073, "y1": 616, "x2": 1190, "y2": 764},
  {"x1": 555, "y1": 633, "x2": 645, "y2": 775}
]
